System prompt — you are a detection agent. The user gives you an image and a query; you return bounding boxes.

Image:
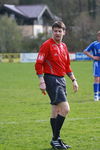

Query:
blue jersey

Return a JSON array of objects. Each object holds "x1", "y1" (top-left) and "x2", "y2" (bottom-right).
[
  {"x1": 84, "y1": 41, "x2": 100, "y2": 57},
  {"x1": 84, "y1": 41, "x2": 100, "y2": 77}
]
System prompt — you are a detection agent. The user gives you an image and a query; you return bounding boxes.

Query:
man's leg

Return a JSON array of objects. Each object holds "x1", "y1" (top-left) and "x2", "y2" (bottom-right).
[
  {"x1": 99, "y1": 77, "x2": 100, "y2": 100},
  {"x1": 94, "y1": 77, "x2": 99, "y2": 101},
  {"x1": 50, "y1": 105, "x2": 66, "y2": 149},
  {"x1": 50, "y1": 105, "x2": 58, "y2": 138},
  {"x1": 50, "y1": 102, "x2": 71, "y2": 149},
  {"x1": 53, "y1": 102, "x2": 70, "y2": 140}
]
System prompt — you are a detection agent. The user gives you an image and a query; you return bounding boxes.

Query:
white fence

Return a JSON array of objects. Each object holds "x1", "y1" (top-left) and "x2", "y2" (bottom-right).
[
  {"x1": 0, "y1": 52, "x2": 91, "y2": 63},
  {"x1": 20, "y1": 52, "x2": 91, "y2": 63},
  {"x1": 20, "y1": 53, "x2": 38, "y2": 62},
  {"x1": 20, "y1": 53, "x2": 76, "y2": 63}
]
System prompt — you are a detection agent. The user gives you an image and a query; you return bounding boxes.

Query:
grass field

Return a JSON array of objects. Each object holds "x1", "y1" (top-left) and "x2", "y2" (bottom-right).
[{"x1": 0, "y1": 61, "x2": 100, "y2": 150}]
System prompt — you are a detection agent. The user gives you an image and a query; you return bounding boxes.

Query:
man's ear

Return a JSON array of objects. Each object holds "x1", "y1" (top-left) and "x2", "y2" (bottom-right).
[{"x1": 63, "y1": 30, "x2": 66, "y2": 36}]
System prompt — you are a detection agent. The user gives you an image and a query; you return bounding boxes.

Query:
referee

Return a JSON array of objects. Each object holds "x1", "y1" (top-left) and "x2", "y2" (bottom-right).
[{"x1": 35, "y1": 21, "x2": 78, "y2": 149}]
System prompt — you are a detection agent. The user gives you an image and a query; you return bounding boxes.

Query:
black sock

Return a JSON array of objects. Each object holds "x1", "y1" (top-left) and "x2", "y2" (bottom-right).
[
  {"x1": 53, "y1": 114, "x2": 65, "y2": 140},
  {"x1": 50, "y1": 118, "x2": 56, "y2": 137}
]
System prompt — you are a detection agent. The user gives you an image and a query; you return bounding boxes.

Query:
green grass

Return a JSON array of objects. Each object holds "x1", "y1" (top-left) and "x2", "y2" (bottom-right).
[{"x1": 0, "y1": 62, "x2": 100, "y2": 150}]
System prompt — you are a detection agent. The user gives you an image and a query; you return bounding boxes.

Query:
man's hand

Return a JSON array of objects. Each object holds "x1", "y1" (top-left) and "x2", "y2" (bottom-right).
[
  {"x1": 93, "y1": 56, "x2": 100, "y2": 61},
  {"x1": 39, "y1": 82, "x2": 46, "y2": 95},
  {"x1": 72, "y1": 80, "x2": 78, "y2": 92},
  {"x1": 39, "y1": 76, "x2": 46, "y2": 95}
]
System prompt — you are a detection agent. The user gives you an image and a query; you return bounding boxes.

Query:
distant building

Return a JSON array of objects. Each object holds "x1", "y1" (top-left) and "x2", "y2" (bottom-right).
[{"x1": 0, "y1": 4, "x2": 61, "y2": 37}]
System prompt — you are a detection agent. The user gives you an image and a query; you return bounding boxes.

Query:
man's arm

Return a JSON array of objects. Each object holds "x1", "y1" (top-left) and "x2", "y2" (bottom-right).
[
  {"x1": 35, "y1": 43, "x2": 49, "y2": 95},
  {"x1": 84, "y1": 51, "x2": 100, "y2": 61}
]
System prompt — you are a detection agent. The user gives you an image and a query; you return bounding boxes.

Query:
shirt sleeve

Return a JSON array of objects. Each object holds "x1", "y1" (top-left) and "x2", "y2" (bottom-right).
[
  {"x1": 84, "y1": 42, "x2": 94, "y2": 52},
  {"x1": 66, "y1": 53, "x2": 72, "y2": 73},
  {"x1": 35, "y1": 42, "x2": 49, "y2": 75},
  {"x1": 65, "y1": 45, "x2": 72, "y2": 73}
]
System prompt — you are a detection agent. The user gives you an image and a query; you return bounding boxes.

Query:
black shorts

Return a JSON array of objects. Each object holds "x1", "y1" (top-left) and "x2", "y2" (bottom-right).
[{"x1": 44, "y1": 74, "x2": 67, "y2": 105}]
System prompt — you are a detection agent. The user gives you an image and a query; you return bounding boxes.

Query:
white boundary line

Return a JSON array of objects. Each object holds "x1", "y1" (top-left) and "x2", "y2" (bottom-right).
[
  {"x1": 0, "y1": 116, "x2": 100, "y2": 125},
  {"x1": 36, "y1": 116, "x2": 100, "y2": 122}
]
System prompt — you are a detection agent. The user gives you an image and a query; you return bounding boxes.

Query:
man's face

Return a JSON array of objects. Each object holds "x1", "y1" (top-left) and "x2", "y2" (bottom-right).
[
  {"x1": 97, "y1": 34, "x2": 100, "y2": 42},
  {"x1": 52, "y1": 27, "x2": 65, "y2": 43}
]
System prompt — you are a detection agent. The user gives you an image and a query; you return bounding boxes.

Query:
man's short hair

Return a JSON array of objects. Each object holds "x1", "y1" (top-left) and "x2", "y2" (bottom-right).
[{"x1": 52, "y1": 21, "x2": 66, "y2": 30}]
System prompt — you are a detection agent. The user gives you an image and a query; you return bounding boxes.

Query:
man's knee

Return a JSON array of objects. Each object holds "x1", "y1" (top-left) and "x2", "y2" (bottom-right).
[
  {"x1": 62, "y1": 105, "x2": 70, "y2": 116},
  {"x1": 94, "y1": 77, "x2": 100, "y2": 83},
  {"x1": 58, "y1": 102, "x2": 70, "y2": 116}
]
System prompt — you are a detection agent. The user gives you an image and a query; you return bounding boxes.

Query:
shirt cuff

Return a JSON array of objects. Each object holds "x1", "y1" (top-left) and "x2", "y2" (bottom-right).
[{"x1": 37, "y1": 74, "x2": 43, "y2": 78}]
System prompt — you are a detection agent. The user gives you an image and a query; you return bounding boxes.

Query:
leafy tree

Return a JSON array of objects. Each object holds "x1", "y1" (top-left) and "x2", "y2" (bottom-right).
[
  {"x1": 0, "y1": 15, "x2": 23, "y2": 52},
  {"x1": 1, "y1": 0, "x2": 99, "y2": 52},
  {"x1": 71, "y1": 11, "x2": 100, "y2": 52},
  {"x1": 88, "y1": 0, "x2": 96, "y2": 18},
  {"x1": 22, "y1": 33, "x2": 51, "y2": 52}
]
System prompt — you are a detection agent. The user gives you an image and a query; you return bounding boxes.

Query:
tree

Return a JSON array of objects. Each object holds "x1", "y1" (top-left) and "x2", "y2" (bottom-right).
[
  {"x1": 88, "y1": 0, "x2": 96, "y2": 18},
  {"x1": 0, "y1": 15, "x2": 23, "y2": 52},
  {"x1": 21, "y1": 33, "x2": 51, "y2": 52},
  {"x1": 2, "y1": 0, "x2": 99, "y2": 52}
]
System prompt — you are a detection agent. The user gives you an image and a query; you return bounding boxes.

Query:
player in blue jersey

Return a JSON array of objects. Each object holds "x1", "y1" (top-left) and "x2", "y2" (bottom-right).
[{"x1": 83, "y1": 31, "x2": 100, "y2": 101}]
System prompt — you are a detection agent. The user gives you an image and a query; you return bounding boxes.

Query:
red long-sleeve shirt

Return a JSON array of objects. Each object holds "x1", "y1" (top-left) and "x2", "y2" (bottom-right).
[{"x1": 35, "y1": 38, "x2": 72, "y2": 76}]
